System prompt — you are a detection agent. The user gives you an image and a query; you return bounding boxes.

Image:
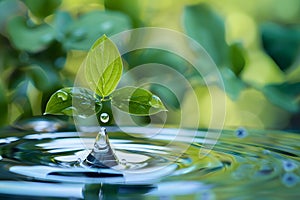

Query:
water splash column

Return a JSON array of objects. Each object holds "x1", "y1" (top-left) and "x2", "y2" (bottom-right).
[{"x1": 83, "y1": 127, "x2": 119, "y2": 168}]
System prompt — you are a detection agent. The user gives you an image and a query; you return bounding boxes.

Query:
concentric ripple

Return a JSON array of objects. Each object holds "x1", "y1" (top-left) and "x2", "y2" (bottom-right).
[{"x1": 0, "y1": 126, "x2": 299, "y2": 199}]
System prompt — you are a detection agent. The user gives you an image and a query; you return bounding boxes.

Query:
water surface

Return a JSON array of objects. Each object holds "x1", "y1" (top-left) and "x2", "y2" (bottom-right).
[{"x1": 0, "y1": 122, "x2": 299, "y2": 199}]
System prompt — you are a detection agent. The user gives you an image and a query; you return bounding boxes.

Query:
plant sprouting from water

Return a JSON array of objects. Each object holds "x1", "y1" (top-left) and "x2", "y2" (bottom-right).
[{"x1": 44, "y1": 35, "x2": 167, "y2": 121}]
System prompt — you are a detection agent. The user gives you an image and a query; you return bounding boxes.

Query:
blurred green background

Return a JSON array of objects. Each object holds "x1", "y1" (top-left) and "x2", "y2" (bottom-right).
[{"x1": 0, "y1": 0, "x2": 299, "y2": 130}]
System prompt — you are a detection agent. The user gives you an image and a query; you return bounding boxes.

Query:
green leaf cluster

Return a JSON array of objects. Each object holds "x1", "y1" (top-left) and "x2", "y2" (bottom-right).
[
  {"x1": 1, "y1": 0, "x2": 299, "y2": 129},
  {"x1": 45, "y1": 35, "x2": 167, "y2": 119}
]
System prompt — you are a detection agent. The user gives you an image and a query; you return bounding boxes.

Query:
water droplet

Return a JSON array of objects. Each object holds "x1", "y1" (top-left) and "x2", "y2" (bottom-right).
[
  {"x1": 282, "y1": 173, "x2": 299, "y2": 187},
  {"x1": 120, "y1": 159, "x2": 127, "y2": 165},
  {"x1": 84, "y1": 127, "x2": 119, "y2": 168},
  {"x1": 235, "y1": 127, "x2": 248, "y2": 138},
  {"x1": 57, "y1": 91, "x2": 68, "y2": 101},
  {"x1": 149, "y1": 95, "x2": 161, "y2": 108},
  {"x1": 76, "y1": 158, "x2": 82, "y2": 164},
  {"x1": 95, "y1": 128, "x2": 108, "y2": 148},
  {"x1": 100, "y1": 113, "x2": 109, "y2": 123},
  {"x1": 283, "y1": 160, "x2": 298, "y2": 172}
]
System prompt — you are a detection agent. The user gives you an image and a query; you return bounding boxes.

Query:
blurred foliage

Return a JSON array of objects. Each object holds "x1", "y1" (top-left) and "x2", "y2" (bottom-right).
[
  {"x1": 260, "y1": 22, "x2": 300, "y2": 71},
  {"x1": 0, "y1": 0, "x2": 299, "y2": 130}
]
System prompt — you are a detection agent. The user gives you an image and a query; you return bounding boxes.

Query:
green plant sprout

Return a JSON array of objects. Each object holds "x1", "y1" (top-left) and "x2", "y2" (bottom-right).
[{"x1": 44, "y1": 35, "x2": 167, "y2": 120}]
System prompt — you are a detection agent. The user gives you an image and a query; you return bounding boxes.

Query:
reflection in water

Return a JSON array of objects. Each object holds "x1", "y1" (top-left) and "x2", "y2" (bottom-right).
[{"x1": 0, "y1": 119, "x2": 299, "y2": 199}]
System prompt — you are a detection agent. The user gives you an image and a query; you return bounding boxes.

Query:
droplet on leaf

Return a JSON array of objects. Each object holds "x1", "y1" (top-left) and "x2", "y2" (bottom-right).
[
  {"x1": 57, "y1": 91, "x2": 68, "y2": 101},
  {"x1": 100, "y1": 113, "x2": 109, "y2": 123}
]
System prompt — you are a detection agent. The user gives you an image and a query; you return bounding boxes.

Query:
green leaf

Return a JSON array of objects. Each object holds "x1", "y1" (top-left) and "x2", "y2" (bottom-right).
[
  {"x1": 12, "y1": 81, "x2": 33, "y2": 118},
  {"x1": 150, "y1": 84, "x2": 181, "y2": 110},
  {"x1": 0, "y1": 82, "x2": 8, "y2": 126},
  {"x1": 0, "y1": 0, "x2": 25, "y2": 35},
  {"x1": 63, "y1": 11, "x2": 131, "y2": 50},
  {"x1": 21, "y1": 0, "x2": 62, "y2": 19},
  {"x1": 7, "y1": 16, "x2": 55, "y2": 52},
  {"x1": 45, "y1": 87, "x2": 102, "y2": 118},
  {"x1": 260, "y1": 23, "x2": 300, "y2": 71},
  {"x1": 183, "y1": 4, "x2": 229, "y2": 66},
  {"x1": 229, "y1": 42, "x2": 246, "y2": 76},
  {"x1": 26, "y1": 66, "x2": 50, "y2": 91},
  {"x1": 104, "y1": 0, "x2": 142, "y2": 27},
  {"x1": 111, "y1": 86, "x2": 167, "y2": 116},
  {"x1": 220, "y1": 67, "x2": 247, "y2": 100},
  {"x1": 261, "y1": 82, "x2": 300, "y2": 113},
  {"x1": 85, "y1": 35, "x2": 123, "y2": 97},
  {"x1": 51, "y1": 11, "x2": 73, "y2": 40}
]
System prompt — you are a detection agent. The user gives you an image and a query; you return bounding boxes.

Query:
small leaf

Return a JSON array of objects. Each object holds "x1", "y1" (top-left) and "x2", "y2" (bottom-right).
[
  {"x1": 229, "y1": 42, "x2": 246, "y2": 76},
  {"x1": 111, "y1": 86, "x2": 167, "y2": 116},
  {"x1": 260, "y1": 23, "x2": 300, "y2": 71},
  {"x1": 84, "y1": 35, "x2": 123, "y2": 97},
  {"x1": 0, "y1": 0, "x2": 25, "y2": 35},
  {"x1": 183, "y1": 4, "x2": 229, "y2": 66},
  {"x1": 21, "y1": 0, "x2": 62, "y2": 19},
  {"x1": 7, "y1": 16, "x2": 55, "y2": 52},
  {"x1": 51, "y1": 11, "x2": 73, "y2": 40},
  {"x1": 261, "y1": 82, "x2": 300, "y2": 113},
  {"x1": 0, "y1": 82, "x2": 8, "y2": 126},
  {"x1": 104, "y1": 0, "x2": 142, "y2": 27},
  {"x1": 220, "y1": 67, "x2": 247, "y2": 100},
  {"x1": 12, "y1": 81, "x2": 33, "y2": 118},
  {"x1": 26, "y1": 65, "x2": 50, "y2": 91},
  {"x1": 45, "y1": 87, "x2": 101, "y2": 118},
  {"x1": 63, "y1": 11, "x2": 131, "y2": 50}
]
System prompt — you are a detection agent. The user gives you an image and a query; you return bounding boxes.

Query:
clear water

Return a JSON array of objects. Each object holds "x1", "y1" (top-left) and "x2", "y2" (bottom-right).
[{"x1": 0, "y1": 119, "x2": 299, "y2": 199}]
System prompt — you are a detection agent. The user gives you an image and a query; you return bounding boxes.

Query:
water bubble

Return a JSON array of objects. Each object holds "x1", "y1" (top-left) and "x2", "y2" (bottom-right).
[
  {"x1": 57, "y1": 91, "x2": 68, "y2": 101},
  {"x1": 283, "y1": 160, "x2": 298, "y2": 172},
  {"x1": 282, "y1": 173, "x2": 299, "y2": 187},
  {"x1": 100, "y1": 113, "x2": 110, "y2": 123},
  {"x1": 235, "y1": 127, "x2": 248, "y2": 138}
]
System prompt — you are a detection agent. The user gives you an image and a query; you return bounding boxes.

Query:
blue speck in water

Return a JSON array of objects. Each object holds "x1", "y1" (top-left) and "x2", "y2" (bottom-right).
[
  {"x1": 262, "y1": 149, "x2": 271, "y2": 155},
  {"x1": 282, "y1": 173, "x2": 299, "y2": 187},
  {"x1": 201, "y1": 191, "x2": 215, "y2": 200},
  {"x1": 283, "y1": 160, "x2": 298, "y2": 172},
  {"x1": 235, "y1": 127, "x2": 248, "y2": 138}
]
